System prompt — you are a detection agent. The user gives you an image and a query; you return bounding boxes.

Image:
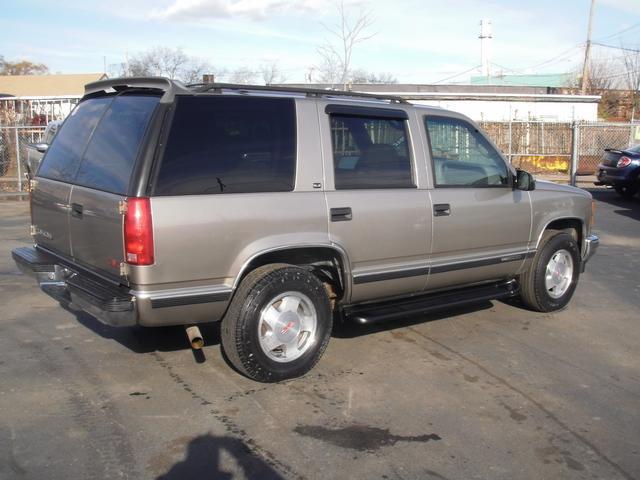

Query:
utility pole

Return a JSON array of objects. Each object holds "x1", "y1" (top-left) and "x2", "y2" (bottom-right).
[{"x1": 580, "y1": 0, "x2": 596, "y2": 95}]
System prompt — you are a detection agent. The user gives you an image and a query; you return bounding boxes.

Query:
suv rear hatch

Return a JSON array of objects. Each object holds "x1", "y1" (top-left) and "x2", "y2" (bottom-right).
[{"x1": 32, "y1": 91, "x2": 161, "y2": 280}]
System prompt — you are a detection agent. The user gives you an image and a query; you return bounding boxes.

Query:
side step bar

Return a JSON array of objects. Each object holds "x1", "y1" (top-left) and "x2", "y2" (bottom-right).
[{"x1": 345, "y1": 279, "x2": 519, "y2": 325}]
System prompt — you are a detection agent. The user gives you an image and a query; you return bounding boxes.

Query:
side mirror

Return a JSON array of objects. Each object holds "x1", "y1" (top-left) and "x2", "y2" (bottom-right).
[
  {"x1": 34, "y1": 143, "x2": 49, "y2": 153},
  {"x1": 514, "y1": 169, "x2": 535, "y2": 191}
]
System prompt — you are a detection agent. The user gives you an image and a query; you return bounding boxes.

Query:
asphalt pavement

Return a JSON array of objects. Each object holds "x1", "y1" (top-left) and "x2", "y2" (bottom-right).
[{"x1": 0, "y1": 188, "x2": 638, "y2": 480}]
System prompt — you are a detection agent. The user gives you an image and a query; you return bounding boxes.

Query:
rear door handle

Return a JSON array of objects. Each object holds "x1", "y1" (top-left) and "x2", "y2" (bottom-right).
[
  {"x1": 330, "y1": 207, "x2": 352, "y2": 222},
  {"x1": 433, "y1": 203, "x2": 450, "y2": 217},
  {"x1": 71, "y1": 203, "x2": 83, "y2": 218}
]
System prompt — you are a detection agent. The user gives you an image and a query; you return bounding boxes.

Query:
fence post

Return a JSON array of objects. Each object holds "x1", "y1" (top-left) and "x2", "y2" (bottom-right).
[
  {"x1": 507, "y1": 119, "x2": 512, "y2": 163},
  {"x1": 14, "y1": 128, "x2": 23, "y2": 192},
  {"x1": 570, "y1": 122, "x2": 579, "y2": 187}
]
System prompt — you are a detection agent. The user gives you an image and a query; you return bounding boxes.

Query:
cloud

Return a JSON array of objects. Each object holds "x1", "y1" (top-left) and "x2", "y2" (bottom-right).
[{"x1": 153, "y1": 0, "x2": 326, "y2": 21}]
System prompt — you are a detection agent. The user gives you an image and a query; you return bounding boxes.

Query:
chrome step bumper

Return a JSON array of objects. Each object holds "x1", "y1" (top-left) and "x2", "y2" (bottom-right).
[{"x1": 581, "y1": 234, "x2": 599, "y2": 272}]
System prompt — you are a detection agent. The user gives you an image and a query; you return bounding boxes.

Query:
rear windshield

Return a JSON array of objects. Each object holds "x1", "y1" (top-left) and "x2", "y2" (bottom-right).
[
  {"x1": 154, "y1": 96, "x2": 296, "y2": 196},
  {"x1": 38, "y1": 94, "x2": 160, "y2": 194}
]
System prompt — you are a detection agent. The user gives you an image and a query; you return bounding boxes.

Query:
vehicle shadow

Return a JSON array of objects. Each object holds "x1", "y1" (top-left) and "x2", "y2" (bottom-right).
[
  {"x1": 332, "y1": 301, "x2": 494, "y2": 339},
  {"x1": 155, "y1": 434, "x2": 283, "y2": 480},
  {"x1": 587, "y1": 188, "x2": 640, "y2": 222},
  {"x1": 63, "y1": 303, "x2": 220, "y2": 361}
]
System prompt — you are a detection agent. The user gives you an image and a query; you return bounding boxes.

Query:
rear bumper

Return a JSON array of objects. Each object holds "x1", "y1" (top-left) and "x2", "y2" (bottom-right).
[
  {"x1": 12, "y1": 246, "x2": 137, "y2": 327},
  {"x1": 595, "y1": 165, "x2": 638, "y2": 187},
  {"x1": 581, "y1": 234, "x2": 599, "y2": 273}
]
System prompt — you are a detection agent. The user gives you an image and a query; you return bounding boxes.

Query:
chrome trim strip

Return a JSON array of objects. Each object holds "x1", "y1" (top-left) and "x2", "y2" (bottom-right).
[
  {"x1": 130, "y1": 285, "x2": 233, "y2": 301},
  {"x1": 430, "y1": 251, "x2": 534, "y2": 274},
  {"x1": 353, "y1": 265, "x2": 429, "y2": 284},
  {"x1": 352, "y1": 251, "x2": 534, "y2": 284}
]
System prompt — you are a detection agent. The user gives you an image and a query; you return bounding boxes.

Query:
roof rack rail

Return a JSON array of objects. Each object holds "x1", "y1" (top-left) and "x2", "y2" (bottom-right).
[{"x1": 193, "y1": 83, "x2": 409, "y2": 104}]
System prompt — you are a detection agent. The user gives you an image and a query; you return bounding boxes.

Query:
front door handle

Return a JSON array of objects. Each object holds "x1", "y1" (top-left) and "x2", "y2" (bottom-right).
[
  {"x1": 71, "y1": 203, "x2": 83, "y2": 218},
  {"x1": 330, "y1": 207, "x2": 352, "y2": 222},
  {"x1": 433, "y1": 203, "x2": 450, "y2": 217}
]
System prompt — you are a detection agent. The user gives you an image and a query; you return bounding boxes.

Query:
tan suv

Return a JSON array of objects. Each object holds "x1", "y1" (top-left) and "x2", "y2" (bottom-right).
[{"x1": 13, "y1": 78, "x2": 599, "y2": 382}]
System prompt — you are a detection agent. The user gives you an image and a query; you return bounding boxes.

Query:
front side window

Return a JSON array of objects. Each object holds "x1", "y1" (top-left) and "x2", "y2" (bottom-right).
[
  {"x1": 425, "y1": 116, "x2": 509, "y2": 187},
  {"x1": 330, "y1": 115, "x2": 413, "y2": 190},
  {"x1": 155, "y1": 96, "x2": 296, "y2": 196}
]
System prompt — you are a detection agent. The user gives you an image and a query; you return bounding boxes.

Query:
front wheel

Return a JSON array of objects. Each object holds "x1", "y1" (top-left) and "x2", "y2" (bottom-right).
[
  {"x1": 519, "y1": 232, "x2": 581, "y2": 312},
  {"x1": 221, "y1": 264, "x2": 333, "y2": 382},
  {"x1": 614, "y1": 184, "x2": 639, "y2": 199}
]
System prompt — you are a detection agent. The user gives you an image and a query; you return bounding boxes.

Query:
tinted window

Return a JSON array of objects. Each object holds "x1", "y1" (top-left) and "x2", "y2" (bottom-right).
[
  {"x1": 425, "y1": 116, "x2": 509, "y2": 187},
  {"x1": 75, "y1": 95, "x2": 159, "y2": 194},
  {"x1": 38, "y1": 97, "x2": 111, "y2": 182},
  {"x1": 330, "y1": 115, "x2": 413, "y2": 189},
  {"x1": 155, "y1": 96, "x2": 296, "y2": 195}
]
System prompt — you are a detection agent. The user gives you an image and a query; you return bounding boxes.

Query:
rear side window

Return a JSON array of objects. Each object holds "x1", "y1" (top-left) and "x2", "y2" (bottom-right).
[
  {"x1": 75, "y1": 95, "x2": 159, "y2": 194},
  {"x1": 38, "y1": 97, "x2": 111, "y2": 182},
  {"x1": 155, "y1": 96, "x2": 296, "y2": 196},
  {"x1": 330, "y1": 115, "x2": 413, "y2": 189}
]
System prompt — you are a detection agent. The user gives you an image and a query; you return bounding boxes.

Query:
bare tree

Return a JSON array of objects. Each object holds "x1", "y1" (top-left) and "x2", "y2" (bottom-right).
[
  {"x1": 260, "y1": 62, "x2": 287, "y2": 85},
  {"x1": 230, "y1": 67, "x2": 256, "y2": 84},
  {"x1": 350, "y1": 68, "x2": 397, "y2": 84},
  {"x1": 118, "y1": 47, "x2": 212, "y2": 84},
  {"x1": 586, "y1": 57, "x2": 616, "y2": 92},
  {"x1": 0, "y1": 56, "x2": 49, "y2": 75},
  {"x1": 316, "y1": 0, "x2": 376, "y2": 88},
  {"x1": 622, "y1": 45, "x2": 640, "y2": 121}
]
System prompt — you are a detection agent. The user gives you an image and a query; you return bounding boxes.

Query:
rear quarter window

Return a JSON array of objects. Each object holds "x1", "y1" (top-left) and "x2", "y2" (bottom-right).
[{"x1": 154, "y1": 96, "x2": 296, "y2": 196}]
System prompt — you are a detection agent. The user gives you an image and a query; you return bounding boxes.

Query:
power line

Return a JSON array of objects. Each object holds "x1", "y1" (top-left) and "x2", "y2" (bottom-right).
[
  {"x1": 592, "y1": 42, "x2": 640, "y2": 53},
  {"x1": 597, "y1": 68, "x2": 640, "y2": 80},
  {"x1": 499, "y1": 43, "x2": 584, "y2": 75},
  {"x1": 594, "y1": 22, "x2": 640, "y2": 42},
  {"x1": 431, "y1": 65, "x2": 481, "y2": 84}
]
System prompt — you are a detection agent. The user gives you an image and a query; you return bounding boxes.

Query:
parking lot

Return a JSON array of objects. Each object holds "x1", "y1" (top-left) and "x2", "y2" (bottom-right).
[{"x1": 0, "y1": 188, "x2": 638, "y2": 480}]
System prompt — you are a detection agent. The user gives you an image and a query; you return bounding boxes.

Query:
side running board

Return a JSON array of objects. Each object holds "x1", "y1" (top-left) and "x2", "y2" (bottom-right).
[{"x1": 345, "y1": 279, "x2": 519, "y2": 325}]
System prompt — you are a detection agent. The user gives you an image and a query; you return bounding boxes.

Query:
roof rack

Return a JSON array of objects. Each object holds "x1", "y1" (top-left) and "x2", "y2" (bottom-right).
[{"x1": 192, "y1": 82, "x2": 409, "y2": 104}]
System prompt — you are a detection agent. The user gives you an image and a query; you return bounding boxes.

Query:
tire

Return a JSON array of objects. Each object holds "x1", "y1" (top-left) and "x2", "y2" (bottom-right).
[
  {"x1": 614, "y1": 184, "x2": 638, "y2": 199},
  {"x1": 221, "y1": 264, "x2": 333, "y2": 382},
  {"x1": 519, "y1": 232, "x2": 581, "y2": 312}
]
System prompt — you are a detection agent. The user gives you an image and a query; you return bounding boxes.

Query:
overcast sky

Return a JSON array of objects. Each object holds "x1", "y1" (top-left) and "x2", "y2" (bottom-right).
[{"x1": 1, "y1": 0, "x2": 639, "y2": 83}]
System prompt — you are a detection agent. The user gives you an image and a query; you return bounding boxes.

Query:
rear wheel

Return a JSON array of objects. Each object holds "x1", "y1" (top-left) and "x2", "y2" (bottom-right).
[
  {"x1": 221, "y1": 264, "x2": 332, "y2": 382},
  {"x1": 614, "y1": 184, "x2": 638, "y2": 199},
  {"x1": 519, "y1": 232, "x2": 581, "y2": 312}
]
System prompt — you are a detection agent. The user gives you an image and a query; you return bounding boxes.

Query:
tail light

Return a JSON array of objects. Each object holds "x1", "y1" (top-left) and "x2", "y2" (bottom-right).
[
  {"x1": 617, "y1": 156, "x2": 632, "y2": 168},
  {"x1": 590, "y1": 200, "x2": 596, "y2": 229},
  {"x1": 124, "y1": 197, "x2": 154, "y2": 265}
]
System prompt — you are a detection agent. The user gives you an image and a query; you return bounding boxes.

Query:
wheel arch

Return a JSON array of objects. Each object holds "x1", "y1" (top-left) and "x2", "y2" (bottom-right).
[
  {"x1": 232, "y1": 244, "x2": 351, "y2": 303},
  {"x1": 535, "y1": 217, "x2": 584, "y2": 253}
]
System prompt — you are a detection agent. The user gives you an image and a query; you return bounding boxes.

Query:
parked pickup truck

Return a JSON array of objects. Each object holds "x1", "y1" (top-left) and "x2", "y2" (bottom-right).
[{"x1": 13, "y1": 78, "x2": 599, "y2": 382}]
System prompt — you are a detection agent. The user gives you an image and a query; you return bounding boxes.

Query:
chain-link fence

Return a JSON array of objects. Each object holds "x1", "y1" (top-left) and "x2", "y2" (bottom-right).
[
  {"x1": 481, "y1": 121, "x2": 640, "y2": 179},
  {"x1": 0, "y1": 126, "x2": 46, "y2": 195},
  {"x1": 1, "y1": 120, "x2": 639, "y2": 194}
]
